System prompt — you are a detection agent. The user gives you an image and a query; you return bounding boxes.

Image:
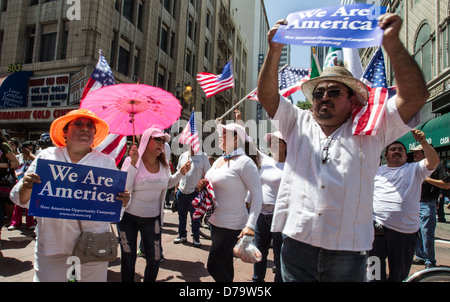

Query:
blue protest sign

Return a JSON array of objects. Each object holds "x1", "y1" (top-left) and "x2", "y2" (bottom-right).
[
  {"x1": 28, "y1": 159, "x2": 126, "y2": 222},
  {"x1": 272, "y1": 4, "x2": 387, "y2": 48}
]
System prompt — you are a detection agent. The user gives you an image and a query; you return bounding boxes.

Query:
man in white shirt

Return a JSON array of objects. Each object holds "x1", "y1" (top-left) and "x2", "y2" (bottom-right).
[
  {"x1": 174, "y1": 146, "x2": 210, "y2": 247},
  {"x1": 370, "y1": 130, "x2": 439, "y2": 282},
  {"x1": 257, "y1": 13, "x2": 429, "y2": 281}
]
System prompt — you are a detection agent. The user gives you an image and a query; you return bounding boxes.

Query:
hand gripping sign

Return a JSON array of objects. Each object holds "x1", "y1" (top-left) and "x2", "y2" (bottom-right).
[
  {"x1": 28, "y1": 159, "x2": 126, "y2": 222},
  {"x1": 272, "y1": 4, "x2": 387, "y2": 48}
]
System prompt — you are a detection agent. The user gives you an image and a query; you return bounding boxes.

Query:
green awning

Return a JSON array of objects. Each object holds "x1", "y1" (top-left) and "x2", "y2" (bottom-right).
[{"x1": 397, "y1": 112, "x2": 450, "y2": 151}]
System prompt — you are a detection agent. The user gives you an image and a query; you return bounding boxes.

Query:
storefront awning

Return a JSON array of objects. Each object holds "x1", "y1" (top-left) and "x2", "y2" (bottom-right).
[
  {"x1": 0, "y1": 71, "x2": 33, "y2": 108},
  {"x1": 397, "y1": 112, "x2": 450, "y2": 151}
]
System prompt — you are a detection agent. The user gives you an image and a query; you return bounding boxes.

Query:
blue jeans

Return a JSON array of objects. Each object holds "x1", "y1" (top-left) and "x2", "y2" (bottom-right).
[
  {"x1": 118, "y1": 212, "x2": 161, "y2": 282},
  {"x1": 416, "y1": 200, "x2": 437, "y2": 265},
  {"x1": 252, "y1": 213, "x2": 283, "y2": 282},
  {"x1": 176, "y1": 191, "x2": 200, "y2": 240},
  {"x1": 281, "y1": 237, "x2": 368, "y2": 282}
]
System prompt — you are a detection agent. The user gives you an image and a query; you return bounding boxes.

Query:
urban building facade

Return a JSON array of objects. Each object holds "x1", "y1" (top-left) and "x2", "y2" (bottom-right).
[{"x1": 0, "y1": 0, "x2": 267, "y2": 142}]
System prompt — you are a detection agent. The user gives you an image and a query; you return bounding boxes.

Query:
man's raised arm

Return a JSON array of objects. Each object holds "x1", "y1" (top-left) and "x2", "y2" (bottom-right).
[
  {"x1": 380, "y1": 13, "x2": 430, "y2": 123},
  {"x1": 257, "y1": 20, "x2": 287, "y2": 119}
]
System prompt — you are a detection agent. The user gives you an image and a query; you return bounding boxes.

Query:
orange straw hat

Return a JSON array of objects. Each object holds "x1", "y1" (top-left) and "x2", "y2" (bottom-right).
[{"x1": 50, "y1": 108, "x2": 110, "y2": 148}]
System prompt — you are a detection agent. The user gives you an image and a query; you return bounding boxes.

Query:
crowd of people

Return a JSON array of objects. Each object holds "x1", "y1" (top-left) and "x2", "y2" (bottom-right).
[{"x1": 1, "y1": 12, "x2": 450, "y2": 283}]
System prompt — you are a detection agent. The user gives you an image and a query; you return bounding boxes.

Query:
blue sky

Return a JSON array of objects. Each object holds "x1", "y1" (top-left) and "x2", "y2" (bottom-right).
[{"x1": 263, "y1": 0, "x2": 342, "y2": 68}]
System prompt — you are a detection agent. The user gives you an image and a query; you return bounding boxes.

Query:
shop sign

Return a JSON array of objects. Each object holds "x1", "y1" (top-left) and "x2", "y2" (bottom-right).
[
  {"x1": 69, "y1": 67, "x2": 87, "y2": 105},
  {"x1": 28, "y1": 74, "x2": 70, "y2": 107},
  {"x1": 0, "y1": 106, "x2": 78, "y2": 124}
]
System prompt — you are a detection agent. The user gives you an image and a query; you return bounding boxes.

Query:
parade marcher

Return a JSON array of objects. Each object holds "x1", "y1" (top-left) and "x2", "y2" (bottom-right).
[
  {"x1": 233, "y1": 109, "x2": 285, "y2": 282},
  {"x1": 257, "y1": 13, "x2": 429, "y2": 281},
  {"x1": 197, "y1": 122, "x2": 263, "y2": 282},
  {"x1": 370, "y1": 130, "x2": 439, "y2": 282},
  {"x1": 251, "y1": 130, "x2": 285, "y2": 282},
  {"x1": 119, "y1": 127, "x2": 191, "y2": 282},
  {"x1": 412, "y1": 146, "x2": 450, "y2": 268},
  {"x1": 0, "y1": 131, "x2": 19, "y2": 247},
  {"x1": 9, "y1": 109, "x2": 131, "y2": 282},
  {"x1": 8, "y1": 141, "x2": 36, "y2": 230},
  {"x1": 174, "y1": 145, "x2": 210, "y2": 247}
]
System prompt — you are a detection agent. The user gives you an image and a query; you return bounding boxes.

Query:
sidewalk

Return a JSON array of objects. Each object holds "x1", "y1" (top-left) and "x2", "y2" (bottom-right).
[
  {"x1": 0, "y1": 208, "x2": 274, "y2": 282},
  {"x1": 1, "y1": 206, "x2": 449, "y2": 282}
]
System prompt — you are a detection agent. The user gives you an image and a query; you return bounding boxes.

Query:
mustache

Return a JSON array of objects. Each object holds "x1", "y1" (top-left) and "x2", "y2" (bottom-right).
[{"x1": 318, "y1": 100, "x2": 334, "y2": 107}]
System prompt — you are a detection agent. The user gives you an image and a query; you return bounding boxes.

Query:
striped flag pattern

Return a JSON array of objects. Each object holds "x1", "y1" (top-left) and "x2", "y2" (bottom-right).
[
  {"x1": 352, "y1": 48, "x2": 389, "y2": 136},
  {"x1": 196, "y1": 60, "x2": 234, "y2": 98},
  {"x1": 192, "y1": 180, "x2": 216, "y2": 221},
  {"x1": 279, "y1": 67, "x2": 310, "y2": 97},
  {"x1": 247, "y1": 66, "x2": 310, "y2": 101},
  {"x1": 81, "y1": 51, "x2": 127, "y2": 165},
  {"x1": 179, "y1": 111, "x2": 200, "y2": 153}
]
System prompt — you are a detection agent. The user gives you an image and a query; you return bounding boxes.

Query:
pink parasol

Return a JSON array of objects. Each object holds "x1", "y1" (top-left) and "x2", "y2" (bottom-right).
[{"x1": 80, "y1": 84, "x2": 182, "y2": 143}]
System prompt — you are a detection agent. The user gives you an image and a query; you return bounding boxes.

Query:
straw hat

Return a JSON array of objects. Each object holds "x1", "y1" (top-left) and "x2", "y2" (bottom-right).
[
  {"x1": 409, "y1": 145, "x2": 423, "y2": 152},
  {"x1": 301, "y1": 66, "x2": 369, "y2": 107},
  {"x1": 50, "y1": 108, "x2": 109, "y2": 148}
]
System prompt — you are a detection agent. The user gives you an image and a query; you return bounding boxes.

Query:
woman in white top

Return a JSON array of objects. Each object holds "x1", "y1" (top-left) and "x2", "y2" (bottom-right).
[
  {"x1": 119, "y1": 127, "x2": 190, "y2": 282},
  {"x1": 198, "y1": 123, "x2": 262, "y2": 282},
  {"x1": 10, "y1": 109, "x2": 130, "y2": 282},
  {"x1": 252, "y1": 131, "x2": 286, "y2": 282}
]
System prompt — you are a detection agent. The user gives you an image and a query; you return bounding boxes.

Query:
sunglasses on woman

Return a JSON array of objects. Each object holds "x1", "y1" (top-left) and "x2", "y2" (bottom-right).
[{"x1": 151, "y1": 137, "x2": 165, "y2": 143}]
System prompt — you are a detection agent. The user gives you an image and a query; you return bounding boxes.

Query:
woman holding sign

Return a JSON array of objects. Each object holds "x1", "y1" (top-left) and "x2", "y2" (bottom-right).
[
  {"x1": 119, "y1": 127, "x2": 191, "y2": 282},
  {"x1": 9, "y1": 109, "x2": 130, "y2": 282}
]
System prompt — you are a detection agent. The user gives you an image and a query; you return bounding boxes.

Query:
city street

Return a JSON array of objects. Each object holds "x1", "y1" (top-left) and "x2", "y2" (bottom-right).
[{"x1": 1, "y1": 206, "x2": 449, "y2": 283}]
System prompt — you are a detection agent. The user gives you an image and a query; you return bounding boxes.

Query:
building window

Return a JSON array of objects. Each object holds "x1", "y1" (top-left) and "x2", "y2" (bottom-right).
[
  {"x1": 60, "y1": 29, "x2": 69, "y2": 60},
  {"x1": 118, "y1": 46, "x2": 129, "y2": 76},
  {"x1": 25, "y1": 27, "x2": 35, "y2": 64},
  {"x1": 163, "y1": 0, "x2": 170, "y2": 12},
  {"x1": 160, "y1": 24, "x2": 168, "y2": 53},
  {"x1": 414, "y1": 23, "x2": 432, "y2": 83},
  {"x1": 441, "y1": 25, "x2": 449, "y2": 70},
  {"x1": 134, "y1": 49, "x2": 140, "y2": 80},
  {"x1": 185, "y1": 49, "x2": 192, "y2": 74},
  {"x1": 123, "y1": 0, "x2": 134, "y2": 23},
  {"x1": 40, "y1": 32, "x2": 57, "y2": 62},
  {"x1": 137, "y1": 2, "x2": 143, "y2": 31},
  {"x1": 188, "y1": 17, "x2": 194, "y2": 39},
  {"x1": 170, "y1": 31, "x2": 176, "y2": 59},
  {"x1": 1, "y1": 0, "x2": 7, "y2": 12},
  {"x1": 157, "y1": 66, "x2": 165, "y2": 89}
]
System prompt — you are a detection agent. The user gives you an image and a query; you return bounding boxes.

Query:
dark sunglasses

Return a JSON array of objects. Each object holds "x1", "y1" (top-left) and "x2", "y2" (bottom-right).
[
  {"x1": 151, "y1": 137, "x2": 165, "y2": 143},
  {"x1": 312, "y1": 89, "x2": 342, "y2": 100}
]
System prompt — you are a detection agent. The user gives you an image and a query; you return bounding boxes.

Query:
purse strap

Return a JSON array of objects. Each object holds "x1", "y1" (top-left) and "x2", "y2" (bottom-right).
[
  {"x1": 76, "y1": 220, "x2": 115, "y2": 234},
  {"x1": 77, "y1": 220, "x2": 83, "y2": 232}
]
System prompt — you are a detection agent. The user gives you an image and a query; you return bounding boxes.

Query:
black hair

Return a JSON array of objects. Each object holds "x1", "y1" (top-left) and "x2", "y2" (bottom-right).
[{"x1": 385, "y1": 141, "x2": 407, "y2": 155}]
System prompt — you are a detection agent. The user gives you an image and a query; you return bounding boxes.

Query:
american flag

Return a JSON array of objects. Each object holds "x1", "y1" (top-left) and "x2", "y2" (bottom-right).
[
  {"x1": 80, "y1": 51, "x2": 127, "y2": 165},
  {"x1": 179, "y1": 111, "x2": 200, "y2": 153},
  {"x1": 81, "y1": 52, "x2": 116, "y2": 100},
  {"x1": 247, "y1": 66, "x2": 310, "y2": 101},
  {"x1": 192, "y1": 180, "x2": 216, "y2": 221},
  {"x1": 196, "y1": 60, "x2": 234, "y2": 98},
  {"x1": 279, "y1": 67, "x2": 310, "y2": 97},
  {"x1": 352, "y1": 47, "x2": 389, "y2": 136}
]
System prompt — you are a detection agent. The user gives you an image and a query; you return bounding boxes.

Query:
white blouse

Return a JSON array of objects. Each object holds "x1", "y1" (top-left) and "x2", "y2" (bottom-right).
[{"x1": 10, "y1": 147, "x2": 118, "y2": 256}]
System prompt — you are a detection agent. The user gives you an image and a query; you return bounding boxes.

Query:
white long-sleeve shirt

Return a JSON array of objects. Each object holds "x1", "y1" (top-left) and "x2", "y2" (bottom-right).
[
  {"x1": 9, "y1": 147, "x2": 117, "y2": 256},
  {"x1": 205, "y1": 150, "x2": 262, "y2": 231},
  {"x1": 270, "y1": 95, "x2": 420, "y2": 251}
]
